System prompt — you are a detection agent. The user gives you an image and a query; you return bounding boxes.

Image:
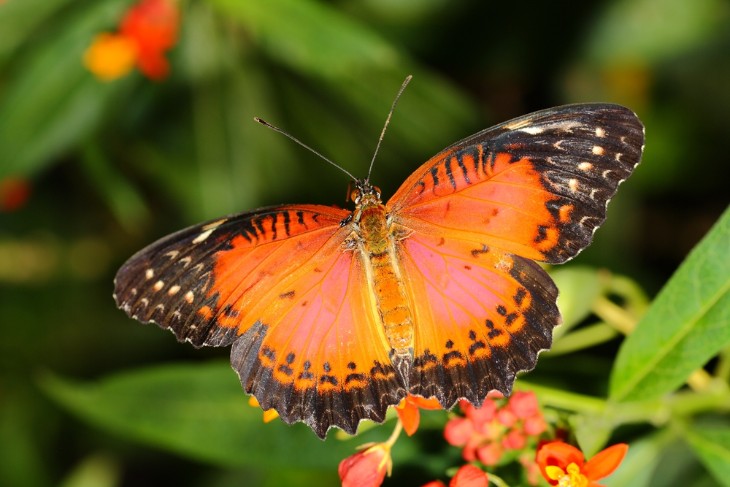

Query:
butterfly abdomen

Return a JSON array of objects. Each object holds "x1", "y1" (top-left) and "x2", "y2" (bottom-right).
[{"x1": 357, "y1": 201, "x2": 414, "y2": 382}]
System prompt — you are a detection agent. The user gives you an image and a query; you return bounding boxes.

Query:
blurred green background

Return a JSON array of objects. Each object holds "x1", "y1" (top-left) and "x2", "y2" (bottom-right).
[{"x1": 1, "y1": 0, "x2": 728, "y2": 486}]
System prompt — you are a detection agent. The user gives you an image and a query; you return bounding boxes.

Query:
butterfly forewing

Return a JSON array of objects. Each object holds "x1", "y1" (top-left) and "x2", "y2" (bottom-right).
[
  {"x1": 114, "y1": 205, "x2": 348, "y2": 346},
  {"x1": 389, "y1": 103, "x2": 645, "y2": 263},
  {"x1": 114, "y1": 204, "x2": 406, "y2": 437}
]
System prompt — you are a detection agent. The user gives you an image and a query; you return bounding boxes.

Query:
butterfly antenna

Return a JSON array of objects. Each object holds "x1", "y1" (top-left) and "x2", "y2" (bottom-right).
[
  {"x1": 254, "y1": 117, "x2": 357, "y2": 181},
  {"x1": 366, "y1": 75, "x2": 412, "y2": 183}
]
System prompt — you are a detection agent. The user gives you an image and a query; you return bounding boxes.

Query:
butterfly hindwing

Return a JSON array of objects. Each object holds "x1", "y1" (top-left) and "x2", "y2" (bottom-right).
[
  {"x1": 389, "y1": 103, "x2": 645, "y2": 263},
  {"x1": 230, "y1": 245, "x2": 406, "y2": 437},
  {"x1": 397, "y1": 232, "x2": 558, "y2": 407}
]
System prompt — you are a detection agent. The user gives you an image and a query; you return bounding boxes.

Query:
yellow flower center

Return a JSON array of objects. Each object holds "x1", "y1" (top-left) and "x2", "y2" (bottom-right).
[{"x1": 545, "y1": 462, "x2": 588, "y2": 487}]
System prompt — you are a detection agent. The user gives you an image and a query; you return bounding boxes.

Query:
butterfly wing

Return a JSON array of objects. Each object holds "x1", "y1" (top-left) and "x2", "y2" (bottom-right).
[
  {"x1": 398, "y1": 234, "x2": 557, "y2": 406},
  {"x1": 387, "y1": 103, "x2": 644, "y2": 405},
  {"x1": 389, "y1": 103, "x2": 645, "y2": 263},
  {"x1": 114, "y1": 205, "x2": 405, "y2": 437}
]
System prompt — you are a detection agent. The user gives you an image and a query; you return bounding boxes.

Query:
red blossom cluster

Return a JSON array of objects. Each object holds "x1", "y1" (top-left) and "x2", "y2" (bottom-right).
[
  {"x1": 84, "y1": 0, "x2": 179, "y2": 81},
  {"x1": 444, "y1": 391, "x2": 546, "y2": 468},
  {"x1": 250, "y1": 386, "x2": 629, "y2": 487}
]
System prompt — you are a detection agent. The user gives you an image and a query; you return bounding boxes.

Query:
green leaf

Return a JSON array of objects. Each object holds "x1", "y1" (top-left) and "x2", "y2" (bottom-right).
[
  {"x1": 685, "y1": 425, "x2": 730, "y2": 487},
  {"x1": 0, "y1": 0, "x2": 131, "y2": 179},
  {"x1": 602, "y1": 429, "x2": 673, "y2": 487},
  {"x1": 41, "y1": 361, "x2": 358, "y2": 472},
  {"x1": 206, "y1": 0, "x2": 479, "y2": 175},
  {"x1": 208, "y1": 0, "x2": 399, "y2": 79},
  {"x1": 552, "y1": 266, "x2": 604, "y2": 331},
  {"x1": 610, "y1": 208, "x2": 730, "y2": 401},
  {"x1": 584, "y1": 0, "x2": 727, "y2": 64},
  {"x1": 0, "y1": 0, "x2": 76, "y2": 66}
]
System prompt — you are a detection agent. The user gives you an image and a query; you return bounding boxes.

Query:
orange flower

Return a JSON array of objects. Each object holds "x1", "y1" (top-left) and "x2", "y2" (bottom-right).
[
  {"x1": 84, "y1": 33, "x2": 138, "y2": 81},
  {"x1": 248, "y1": 397, "x2": 279, "y2": 423},
  {"x1": 536, "y1": 441, "x2": 628, "y2": 487},
  {"x1": 395, "y1": 394, "x2": 443, "y2": 436},
  {"x1": 338, "y1": 442, "x2": 392, "y2": 487},
  {"x1": 84, "y1": 0, "x2": 178, "y2": 81}
]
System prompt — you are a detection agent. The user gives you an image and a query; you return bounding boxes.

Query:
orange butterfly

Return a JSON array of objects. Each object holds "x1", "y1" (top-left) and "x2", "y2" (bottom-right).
[{"x1": 114, "y1": 85, "x2": 644, "y2": 438}]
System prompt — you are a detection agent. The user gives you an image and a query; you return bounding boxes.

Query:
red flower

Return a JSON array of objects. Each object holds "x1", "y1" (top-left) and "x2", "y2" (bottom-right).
[
  {"x1": 120, "y1": 0, "x2": 178, "y2": 79},
  {"x1": 420, "y1": 464, "x2": 488, "y2": 487},
  {"x1": 536, "y1": 441, "x2": 628, "y2": 487},
  {"x1": 84, "y1": 0, "x2": 178, "y2": 81},
  {"x1": 339, "y1": 442, "x2": 392, "y2": 487},
  {"x1": 395, "y1": 394, "x2": 443, "y2": 436},
  {"x1": 450, "y1": 464, "x2": 488, "y2": 487},
  {"x1": 0, "y1": 177, "x2": 31, "y2": 212}
]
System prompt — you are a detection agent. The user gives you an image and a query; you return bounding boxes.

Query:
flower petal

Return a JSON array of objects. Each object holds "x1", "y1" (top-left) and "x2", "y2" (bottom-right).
[
  {"x1": 339, "y1": 445, "x2": 390, "y2": 487},
  {"x1": 395, "y1": 398, "x2": 421, "y2": 436},
  {"x1": 444, "y1": 417, "x2": 474, "y2": 447},
  {"x1": 450, "y1": 464, "x2": 488, "y2": 487},
  {"x1": 83, "y1": 33, "x2": 137, "y2": 81},
  {"x1": 507, "y1": 391, "x2": 540, "y2": 419},
  {"x1": 582, "y1": 443, "x2": 628, "y2": 481}
]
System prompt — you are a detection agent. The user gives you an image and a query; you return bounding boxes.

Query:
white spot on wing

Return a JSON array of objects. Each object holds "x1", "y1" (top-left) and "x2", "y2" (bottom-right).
[
  {"x1": 168, "y1": 285, "x2": 180, "y2": 296},
  {"x1": 569, "y1": 178, "x2": 579, "y2": 193},
  {"x1": 165, "y1": 250, "x2": 179, "y2": 259},
  {"x1": 153, "y1": 280, "x2": 164, "y2": 292},
  {"x1": 192, "y1": 228, "x2": 214, "y2": 244},
  {"x1": 592, "y1": 145, "x2": 605, "y2": 156},
  {"x1": 518, "y1": 126, "x2": 544, "y2": 135},
  {"x1": 578, "y1": 162, "x2": 593, "y2": 171},
  {"x1": 202, "y1": 218, "x2": 227, "y2": 231},
  {"x1": 145, "y1": 269, "x2": 154, "y2": 280},
  {"x1": 185, "y1": 291, "x2": 194, "y2": 304},
  {"x1": 179, "y1": 256, "x2": 192, "y2": 267},
  {"x1": 595, "y1": 127, "x2": 606, "y2": 137}
]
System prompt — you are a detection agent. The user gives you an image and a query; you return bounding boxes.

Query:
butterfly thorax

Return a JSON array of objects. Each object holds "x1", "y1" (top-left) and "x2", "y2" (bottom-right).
[{"x1": 351, "y1": 184, "x2": 414, "y2": 385}]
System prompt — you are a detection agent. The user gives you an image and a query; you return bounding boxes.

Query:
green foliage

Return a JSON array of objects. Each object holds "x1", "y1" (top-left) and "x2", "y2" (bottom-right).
[
  {"x1": 41, "y1": 362, "x2": 350, "y2": 472},
  {"x1": 610, "y1": 207, "x2": 730, "y2": 401}
]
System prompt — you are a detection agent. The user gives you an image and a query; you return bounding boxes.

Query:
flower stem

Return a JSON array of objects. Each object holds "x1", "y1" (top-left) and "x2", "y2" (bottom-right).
[{"x1": 385, "y1": 419, "x2": 403, "y2": 448}]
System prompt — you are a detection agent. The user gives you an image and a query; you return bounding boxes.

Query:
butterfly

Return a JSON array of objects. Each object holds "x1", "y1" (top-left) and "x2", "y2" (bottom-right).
[{"x1": 114, "y1": 100, "x2": 644, "y2": 438}]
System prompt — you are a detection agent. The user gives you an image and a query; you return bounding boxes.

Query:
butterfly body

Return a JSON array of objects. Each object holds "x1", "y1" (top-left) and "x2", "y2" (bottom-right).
[
  {"x1": 349, "y1": 183, "x2": 415, "y2": 383},
  {"x1": 114, "y1": 103, "x2": 644, "y2": 438}
]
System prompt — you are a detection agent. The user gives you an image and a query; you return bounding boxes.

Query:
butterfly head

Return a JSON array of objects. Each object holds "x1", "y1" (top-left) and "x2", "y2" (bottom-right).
[{"x1": 349, "y1": 179, "x2": 382, "y2": 206}]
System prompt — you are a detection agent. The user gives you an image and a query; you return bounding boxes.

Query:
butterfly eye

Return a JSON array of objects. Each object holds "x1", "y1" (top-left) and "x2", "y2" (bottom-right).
[{"x1": 349, "y1": 188, "x2": 361, "y2": 203}]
